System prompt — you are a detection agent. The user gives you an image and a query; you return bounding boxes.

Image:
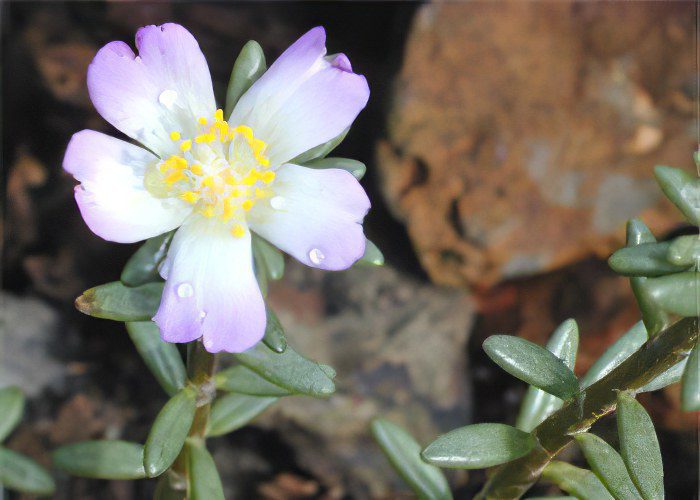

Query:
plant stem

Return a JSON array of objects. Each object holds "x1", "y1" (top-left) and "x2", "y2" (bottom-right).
[
  {"x1": 170, "y1": 339, "x2": 217, "y2": 489},
  {"x1": 476, "y1": 317, "x2": 699, "y2": 500}
]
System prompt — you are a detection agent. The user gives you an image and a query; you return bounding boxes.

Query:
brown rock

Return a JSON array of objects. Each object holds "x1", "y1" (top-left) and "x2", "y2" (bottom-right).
[{"x1": 379, "y1": 2, "x2": 696, "y2": 288}]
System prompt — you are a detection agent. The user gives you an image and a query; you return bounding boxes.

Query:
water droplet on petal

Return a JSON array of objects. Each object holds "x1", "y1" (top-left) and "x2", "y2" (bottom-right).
[
  {"x1": 158, "y1": 89, "x2": 178, "y2": 109},
  {"x1": 203, "y1": 338, "x2": 213, "y2": 349},
  {"x1": 270, "y1": 196, "x2": 286, "y2": 210},
  {"x1": 309, "y1": 248, "x2": 325, "y2": 265},
  {"x1": 176, "y1": 282, "x2": 194, "y2": 299},
  {"x1": 199, "y1": 310, "x2": 207, "y2": 321}
]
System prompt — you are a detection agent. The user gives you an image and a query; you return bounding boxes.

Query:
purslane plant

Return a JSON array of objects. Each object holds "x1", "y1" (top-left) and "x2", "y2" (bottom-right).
[
  {"x1": 52, "y1": 25, "x2": 383, "y2": 497},
  {"x1": 373, "y1": 160, "x2": 700, "y2": 499}
]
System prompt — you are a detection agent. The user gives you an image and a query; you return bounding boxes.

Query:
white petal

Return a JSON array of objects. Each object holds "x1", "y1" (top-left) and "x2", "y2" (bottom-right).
[{"x1": 64, "y1": 130, "x2": 190, "y2": 243}]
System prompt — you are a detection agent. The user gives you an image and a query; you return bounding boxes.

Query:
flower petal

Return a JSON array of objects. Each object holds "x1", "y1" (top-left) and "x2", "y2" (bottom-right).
[
  {"x1": 249, "y1": 164, "x2": 370, "y2": 270},
  {"x1": 87, "y1": 23, "x2": 216, "y2": 157},
  {"x1": 154, "y1": 216, "x2": 266, "y2": 353},
  {"x1": 229, "y1": 27, "x2": 369, "y2": 165},
  {"x1": 64, "y1": 130, "x2": 190, "y2": 243}
]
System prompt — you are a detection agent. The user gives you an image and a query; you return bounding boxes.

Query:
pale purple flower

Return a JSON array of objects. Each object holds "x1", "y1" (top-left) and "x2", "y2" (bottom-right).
[{"x1": 64, "y1": 24, "x2": 370, "y2": 353}]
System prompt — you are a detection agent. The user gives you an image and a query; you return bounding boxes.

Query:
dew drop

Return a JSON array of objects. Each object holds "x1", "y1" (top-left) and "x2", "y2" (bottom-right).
[
  {"x1": 203, "y1": 338, "x2": 213, "y2": 349},
  {"x1": 176, "y1": 282, "x2": 194, "y2": 299},
  {"x1": 199, "y1": 310, "x2": 207, "y2": 321},
  {"x1": 158, "y1": 89, "x2": 178, "y2": 108},
  {"x1": 309, "y1": 248, "x2": 325, "y2": 265},
  {"x1": 270, "y1": 196, "x2": 286, "y2": 210}
]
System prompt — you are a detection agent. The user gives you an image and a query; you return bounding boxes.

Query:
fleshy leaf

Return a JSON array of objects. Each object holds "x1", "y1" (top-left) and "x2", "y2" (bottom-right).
[
  {"x1": 616, "y1": 392, "x2": 664, "y2": 500},
  {"x1": 206, "y1": 393, "x2": 277, "y2": 437},
  {"x1": 291, "y1": 127, "x2": 350, "y2": 164},
  {"x1": 371, "y1": 418, "x2": 452, "y2": 500},
  {"x1": 304, "y1": 156, "x2": 367, "y2": 180},
  {"x1": 215, "y1": 365, "x2": 291, "y2": 397},
  {"x1": 144, "y1": 386, "x2": 197, "y2": 477},
  {"x1": 654, "y1": 166, "x2": 700, "y2": 225},
  {"x1": 608, "y1": 242, "x2": 687, "y2": 277},
  {"x1": 186, "y1": 440, "x2": 225, "y2": 500},
  {"x1": 121, "y1": 232, "x2": 173, "y2": 286},
  {"x1": 624, "y1": 219, "x2": 668, "y2": 336},
  {"x1": 421, "y1": 423, "x2": 537, "y2": 469},
  {"x1": 0, "y1": 386, "x2": 25, "y2": 442},
  {"x1": 127, "y1": 322, "x2": 186, "y2": 396},
  {"x1": 575, "y1": 433, "x2": 641, "y2": 500},
  {"x1": 542, "y1": 461, "x2": 614, "y2": 500},
  {"x1": 681, "y1": 343, "x2": 700, "y2": 411},
  {"x1": 262, "y1": 306, "x2": 287, "y2": 354},
  {"x1": 0, "y1": 446, "x2": 55, "y2": 495},
  {"x1": 667, "y1": 234, "x2": 700, "y2": 267},
  {"x1": 75, "y1": 281, "x2": 163, "y2": 321},
  {"x1": 234, "y1": 342, "x2": 335, "y2": 397},
  {"x1": 357, "y1": 239, "x2": 385, "y2": 267},
  {"x1": 53, "y1": 440, "x2": 146, "y2": 479},
  {"x1": 252, "y1": 234, "x2": 285, "y2": 282},
  {"x1": 516, "y1": 319, "x2": 579, "y2": 432},
  {"x1": 580, "y1": 321, "x2": 647, "y2": 389},
  {"x1": 645, "y1": 272, "x2": 700, "y2": 317},
  {"x1": 224, "y1": 40, "x2": 266, "y2": 119},
  {"x1": 482, "y1": 336, "x2": 579, "y2": 399}
]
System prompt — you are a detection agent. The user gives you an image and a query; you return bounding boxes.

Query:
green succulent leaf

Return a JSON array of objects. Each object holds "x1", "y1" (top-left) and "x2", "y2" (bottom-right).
[
  {"x1": 120, "y1": 232, "x2": 173, "y2": 286},
  {"x1": 75, "y1": 281, "x2": 163, "y2": 321},
  {"x1": 608, "y1": 242, "x2": 688, "y2": 277},
  {"x1": 0, "y1": 446, "x2": 55, "y2": 495},
  {"x1": 541, "y1": 461, "x2": 614, "y2": 500},
  {"x1": 126, "y1": 322, "x2": 186, "y2": 396},
  {"x1": 144, "y1": 386, "x2": 197, "y2": 478},
  {"x1": 206, "y1": 393, "x2": 277, "y2": 437},
  {"x1": 624, "y1": 219, "x2": 669, "y2": 336},
  {"x1": 215, "y1": 365, "x2": 291, "y2": 396},
  {"x1": 482, "y1": 336, "x2": 579, "y2": 399},
  {"x1": 291, "y1": 127, "x2": 350, "y2": 164},
  {"x1": 262, "y1": 306, "x2": 287, "y2": 354},
  {"x1": 0, "y1": 386, "x2": 25, "y2": 442},
  {"x1": 575, "y1": 433, "x2": 641, "y2": 500},
  {"x1": 304, "y1": 156, "x2": 367, "y2": 180},
  {"x1": 638, "y1": 358, "x2": 686, "y2": 393},
  {"x1": 357, "y1": 239, "x2": 385, "y2": 266},
  {"x1": 580, "y1": 321, "x2": 647, "y2": 389},
  {"x1": 644, "y1": 272, "x2": 700, "y2": 317},
  {"x1": 616, "y1": 392, "x2": 664, "y2": 500},
  {"x1": 371, "y1": 418, "x2": 452, "y2": 500},
  {"x1": 53, "y1": 440, "x2": 146, "y2": 480},
  {"x1": 667, "y1": 234, "x2": 700, "y2": 267},
  {"x1": 253, "y1": 234, "x2": 285, "y2": 282},
  {"x1": 186, "y1": 440, "x2": 225, "y2": 500},
  {"x1": 234, "y1": 342, "x2": 335, "y2": 397},
  {"x1": 681, "y1": 343, "x2": 700, "y2": 411},
  {"x1": 224, "y1": 40, "x2": 266, "y2": 119},
  {"x1": 516, "y1": 319, "x2": 579, "y2": 432},
  {"x1": 421, "y1": 423, "x2": 537, "y2": 469},
  {"x1": 654, "y1": 166, "x2": 700, "y2": 225}
]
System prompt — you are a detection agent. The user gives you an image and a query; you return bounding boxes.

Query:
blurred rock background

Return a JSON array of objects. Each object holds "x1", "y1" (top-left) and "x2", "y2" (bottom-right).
[{"x1": 1, "y1": 1, "x2": 697, "y2": 499}]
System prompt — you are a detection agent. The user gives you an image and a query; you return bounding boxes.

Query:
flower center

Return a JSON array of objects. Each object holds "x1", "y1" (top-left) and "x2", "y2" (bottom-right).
[{"x1": 144, "y1": 108, "x2": 275, "y2": 238}]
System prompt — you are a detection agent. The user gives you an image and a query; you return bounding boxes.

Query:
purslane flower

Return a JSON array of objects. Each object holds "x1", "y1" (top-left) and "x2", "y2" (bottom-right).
[{"x1": 64, "y1": 24, "x2": 370, "y2": 353}]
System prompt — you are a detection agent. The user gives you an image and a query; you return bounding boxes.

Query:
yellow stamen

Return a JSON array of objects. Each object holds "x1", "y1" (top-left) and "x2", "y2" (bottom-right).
[
  {"x1": 231, "y1": 224, "x2": 246, "y2": 238},
  {"x1": 189, "y1": 163, "x2": 203, "y2": 176},
  {"x1": 180, "y1": 140, "x2": 192, "y2": 152},
  {"x1": 164, "y1": 170, "x2": 186, "y2": 185},
  {"x1": 180, "y1": 191, "x2": 200, "y2": 204},
  {"x1": 170, "y1": 131, "x2": 181, "y2": 141},
  {"x1": 242, "y1": 200, "x2": 253, "y2": 211},
  {"x1": 261, "y1": 171, "x2": 275, "y2": 183},
  {"x1": 198, "y1": 117, "x2": 208, "y2": 125},
  {"x1": 214, "y1": 109, "x2": 224, "y2": 121},
  {"x1": 201, "y1": 205, "x2": 216, "y2": 218}
]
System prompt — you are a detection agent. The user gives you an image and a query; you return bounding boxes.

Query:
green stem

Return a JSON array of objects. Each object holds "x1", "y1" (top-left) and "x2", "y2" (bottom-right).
[
  {"x1": 169, "y1": 340, "x2": 217, "y2": 489},
  {"x1": 476, "y1": 317, "x2": 699, "y2": 500}
]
